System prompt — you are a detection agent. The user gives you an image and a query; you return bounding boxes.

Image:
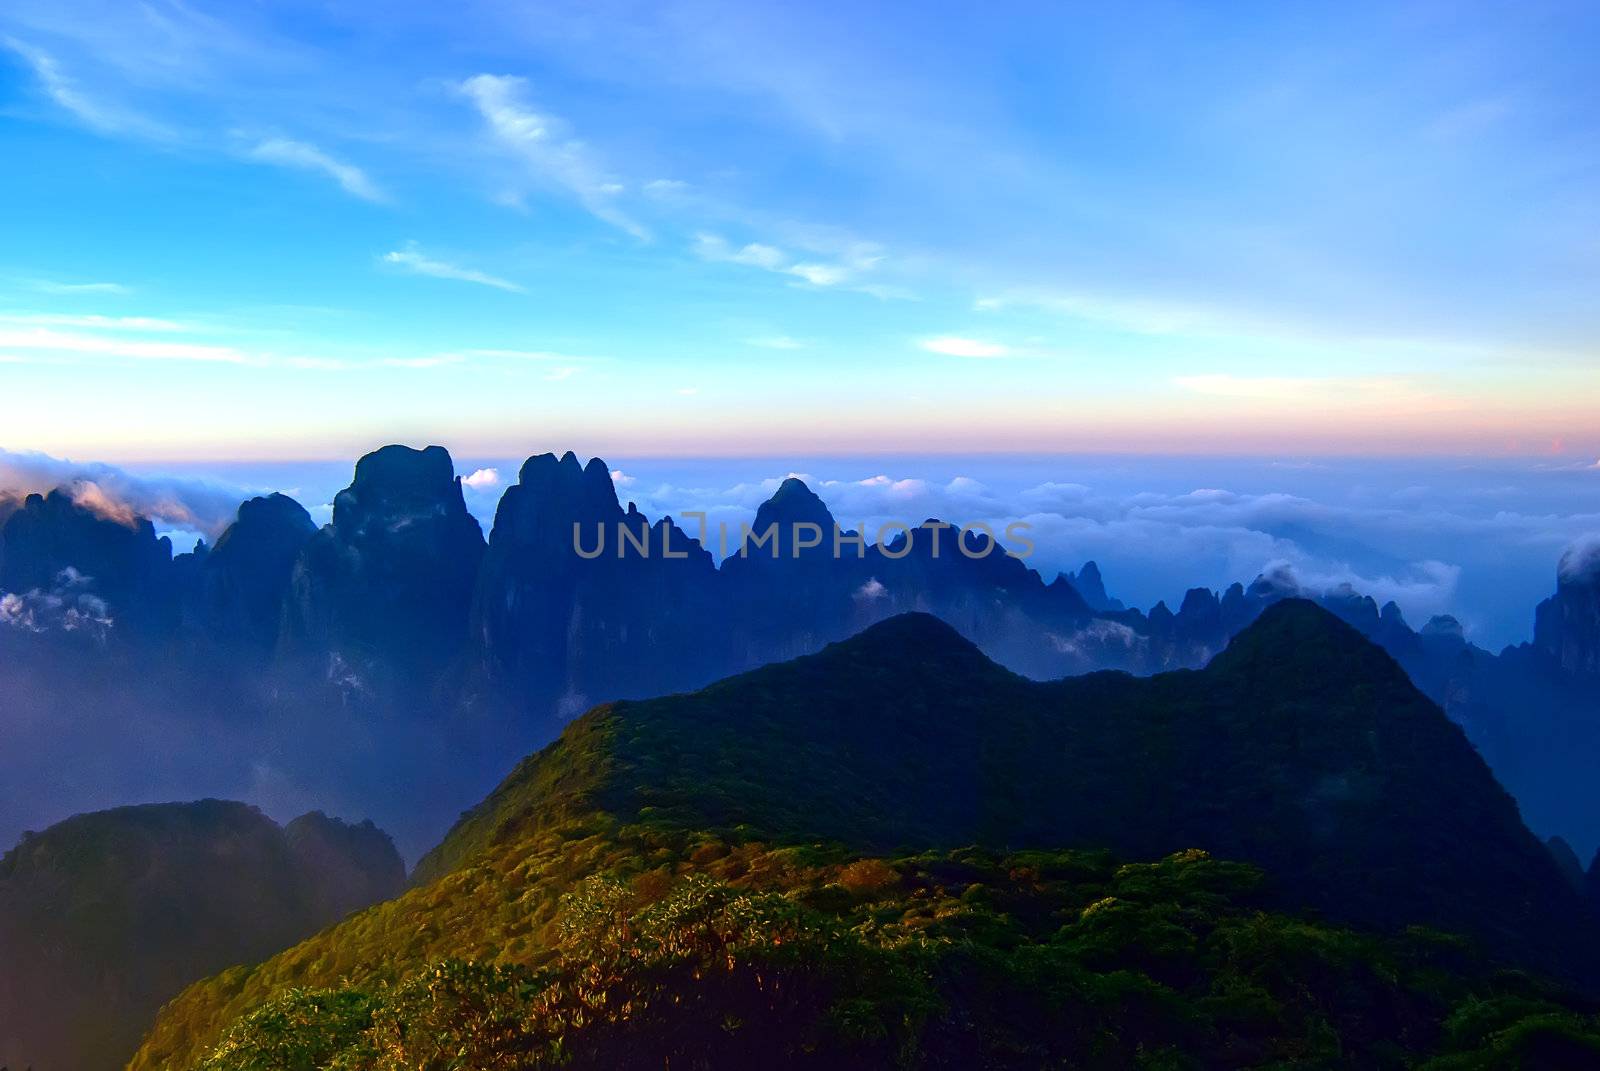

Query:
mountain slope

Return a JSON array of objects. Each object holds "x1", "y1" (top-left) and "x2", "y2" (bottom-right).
[
  {"x1": 0, "y1": 800, "x2": 403, "y2": 1071},
  {"x1": 417, "y1": 602, "x2": 1587, "y2": 970},
  {"x1": 133, "y1": 603, "x2": 1600, "y2": 1068}
]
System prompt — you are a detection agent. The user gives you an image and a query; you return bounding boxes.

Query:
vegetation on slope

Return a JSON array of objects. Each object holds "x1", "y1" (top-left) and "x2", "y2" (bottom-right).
[
  {"x1": 133, "y1": 604, "x2": 1600, "y2": 1068},
  {"x1": 0, "y1": 800, "x2": 402, "y2": 1071}
]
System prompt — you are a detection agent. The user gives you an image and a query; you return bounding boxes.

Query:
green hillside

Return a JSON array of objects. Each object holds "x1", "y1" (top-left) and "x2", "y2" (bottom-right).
[
  {"x1": 0, "y1": 801, "x2": 402, "y2": 1071},
  {"x1": 131, "y1": 603, "x2": 1600, "y2": 1069}
]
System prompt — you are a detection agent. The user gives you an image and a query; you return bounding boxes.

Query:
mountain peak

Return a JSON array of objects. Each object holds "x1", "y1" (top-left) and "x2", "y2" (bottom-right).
[
  {"x1": 234, "y1": 492, "x2": 315, "y2": 533},
  {"x1": 346, "y1": 444, "x2": 457, "y2": 501},
  {"x1": 741, "y1": 477, "x2": 837, "y2": 557},
  {"x1": 1535, "y1": 539, "x2": 1600, "y2": 676},
  {"x1": 1209, "y1": 597, "x2": 1402, "y2": 682},
  {"x1": 822, "y1": 610, "x2": 986, "y2": 662},
  {"x1": 757, "y1": 477, "x2": 832, "y2": 525},
  {"x1": 1066, "y1": 560, "x2": 1123, "y2": 611}
]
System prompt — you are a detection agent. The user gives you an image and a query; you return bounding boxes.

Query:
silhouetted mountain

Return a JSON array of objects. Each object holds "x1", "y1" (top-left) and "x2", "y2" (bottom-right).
[
  {"x1": 135, "y1": 604, "x2": 1600, "y2": 1070},
  {"x1": 0, "y1": 487, "x2": 176, "y2": 638},
  {"x1": 1062, "y1": 559, "x2": 1124, "y2": 611},
  {"x1": 1535, "y1": 542, "x2": 1600, "y2": 679},
  {"x1": 470, "y1": 451, "x2": 723, "y2": 715},
  {"x1": 281, "y1": 445, "x2": 485, "y2": 696},
  {"x1": 0, "y1": 800, "x2": 402, "y2": 1071},
  {"x1": 182, "y1": 493, "x2": 316, "y2": 654},
  {"x1": 1549, "y1": 835, "x2": 1588, "y2": 894},
  {"x1": 6, "y1": 445, "x2": 1600, "y2": 890},
  {"x1": 283, "y1": 810, "x2": 407, "y2": 921}
]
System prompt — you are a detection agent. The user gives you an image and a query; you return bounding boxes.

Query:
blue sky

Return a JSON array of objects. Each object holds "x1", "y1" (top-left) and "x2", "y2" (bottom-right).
[{"x1": 0, "y1": 0, "x2": 1597, "y2": 460}]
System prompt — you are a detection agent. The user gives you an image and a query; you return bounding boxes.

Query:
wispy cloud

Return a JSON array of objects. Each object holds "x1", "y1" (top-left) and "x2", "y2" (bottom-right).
[
  {"x1": 379, "y1": 243, "x2": 525, "y2": 293},
  {"x1": 746, "y1": 335, "x2": 806, "y2": 350},
  {"x1": 246, "y1": 138, "x2": 388, "y2": 203},
  {"x1": 692, "y1": 232, "x2": 888, "y2": 294},
  {"x1": 0, "y1": 313, "x2": 187, "y2": 331},
  {"x1": 0, "y1": 326, "x2": 251, "y2": 363},
  {"x1": 437, "y1": 347, "x2": 592, "y2": 363},
  {"x1": 975, "y1": 290, "x2": 1236, "y2": 336},
  {"x1": 0, "y1": 321, "x2": 357, "y2": 370},
  {"x1": 379, "y1": 355, "x2": 463, "y2": 369},
  {"x1": 3, "y1": 37, "x2": 174, "y2": 140},
  {"x1": 919, "y1": 336, "x2": 1011, "y2": 358},
  {"x1": 1172, "y1": 373, "x2": 1461, "y2": 413},
  {"x1": 24, "y1": 279, "x2": 131, "y2": 296},
  {"x1": 455, "y1": 74, "x2": 646, "y2": 239}
]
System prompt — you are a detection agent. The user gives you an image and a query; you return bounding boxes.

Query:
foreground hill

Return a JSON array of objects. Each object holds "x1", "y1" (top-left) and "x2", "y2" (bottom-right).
[
  {"x1": 134, "y1": 604, "x2": 1600, "y2": 1068},
  {"x1": 0, "y1": 801, "x2": 402, "y2": 1071}
]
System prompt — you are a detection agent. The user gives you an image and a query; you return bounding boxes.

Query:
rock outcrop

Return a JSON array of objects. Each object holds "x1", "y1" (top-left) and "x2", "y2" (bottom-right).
[
  {"x1": 282, "y1": 445, "x2": 485, "y2": 693},
  {"x1": 183, "y1": 493, "x2": 316, "y2": 654},
  {"x1": 0, "y1": 487, "x2": 176, "y2": 639}
]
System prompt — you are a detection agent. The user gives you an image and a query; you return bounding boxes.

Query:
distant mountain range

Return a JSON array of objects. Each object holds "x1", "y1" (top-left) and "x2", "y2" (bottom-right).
[
  {"x1": 131, "y1": 606, "x2": 1600, "y2": 1069},
  {"x1": 3, "y1": 443, "x2": 1599, "y2": 862}
]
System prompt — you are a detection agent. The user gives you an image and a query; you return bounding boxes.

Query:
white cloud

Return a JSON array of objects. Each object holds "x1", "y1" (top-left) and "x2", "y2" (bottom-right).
[
  {"x1": 544, "y1": 366, "x2": 579, "y2": 381},
  {"x1": 0, "y1": 326, "x2": 252, "y2": 363},
  {"x1": 676, "y1": 386, "x2": 699, "y2": 395},
  {"x1": 0, "y1": 449, "x2": 246, "y2": 537},
  {"x1": 1172, "y1": 374, "x2": 1456, "y2": 413},
  {"x1": 642, "y1": 178, "x2": 689, "y2": 198},
  {"x1": 282, "y1": 356, "x2": 350, "y2": 371},
  {"x1": 380, "y1": 243, "x2": 525, "y2": 293},
  {"x1": 610, "y1": 470, "x2": 636, "y2": 488},
  {"x1": 787, "y1": 262, "x2": 849, "y2": 286},
  {"x1": 462, "y1": 467, "x2": 501, "y2": 490},
  {"x1": 25, "y1": 279, "x2": 131, "y2": 296},
  {"x1": 692, "y1": 232, "x2": 885, "y2": 292},
  {"x1": 455, "y1": 74, "x2": 646, "y2": 239},
  {"x1": 379, "y1": 355, "x2": 462, "y2": 369},
  {"x1": 246, "y1": 138, "x2": 388, "y2": 203},
  {"x1": 854, "y1": 578, "x2": 888, "y2": 601},
  {"x1": 0, "y1": 313, "x2": 186, "y2": 331},
  {"x1": 0, "y1": 569, "x2": 114, "y2": 639},
  {"x1": 444, "y1": 348, "x2": 587, "y2": 362},
  {"x1": 1559, "y1": 535, "x2": 1600, "y2": 585},
  {"x1": 919, "y1": 336, "x2": 1011, "y2": 358},
  {"x1": 4, "y1": 37, "x2": 174, "y2": 140},
  {"x1": 694, "y1": 234, "x2": 782, "y2": 269},
  {"x1": 977, "y1": 289, "x2": 1232, "y2": 336}
]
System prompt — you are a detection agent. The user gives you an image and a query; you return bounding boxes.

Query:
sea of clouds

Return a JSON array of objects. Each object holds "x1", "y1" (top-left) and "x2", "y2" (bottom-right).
[{"x1": 5, "y1": 450, "x2": 1598, "y2": 650}]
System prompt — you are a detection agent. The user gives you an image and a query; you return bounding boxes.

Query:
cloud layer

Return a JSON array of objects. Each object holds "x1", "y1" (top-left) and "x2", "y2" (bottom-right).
[{"x1": 0, "y1": 449, "x2": 247, "y2": 538}]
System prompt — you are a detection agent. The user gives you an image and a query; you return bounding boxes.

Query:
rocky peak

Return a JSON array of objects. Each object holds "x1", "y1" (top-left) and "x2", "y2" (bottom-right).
[
  {"x1": 1422, "y1": 615, "x2": 1465, "y2": 640},
  {"x1": 1066, "y1": 560, "x2": 1123, "y2": 611},
  {"x1": 334, "y1": 444, "x2": 465, "y2": 538},
  {"x1": 282, "y1": 445, "x2": 485, "y2": 682},
  {"x1": 191, "y1": 494, "x2": 316, "y2": 652},
  {"x1": 750, "y1": 478, "x2": 835, "y2": 540},
  {"x1": 0, "y1": 487, "x2": 176, "y2": 638},
  {"x1": 494, "y1": 452, "x2": 623, "y2": 553},
  {"x1": 1534, "y1": 540, "x2": 1600, "y2": 678}
]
